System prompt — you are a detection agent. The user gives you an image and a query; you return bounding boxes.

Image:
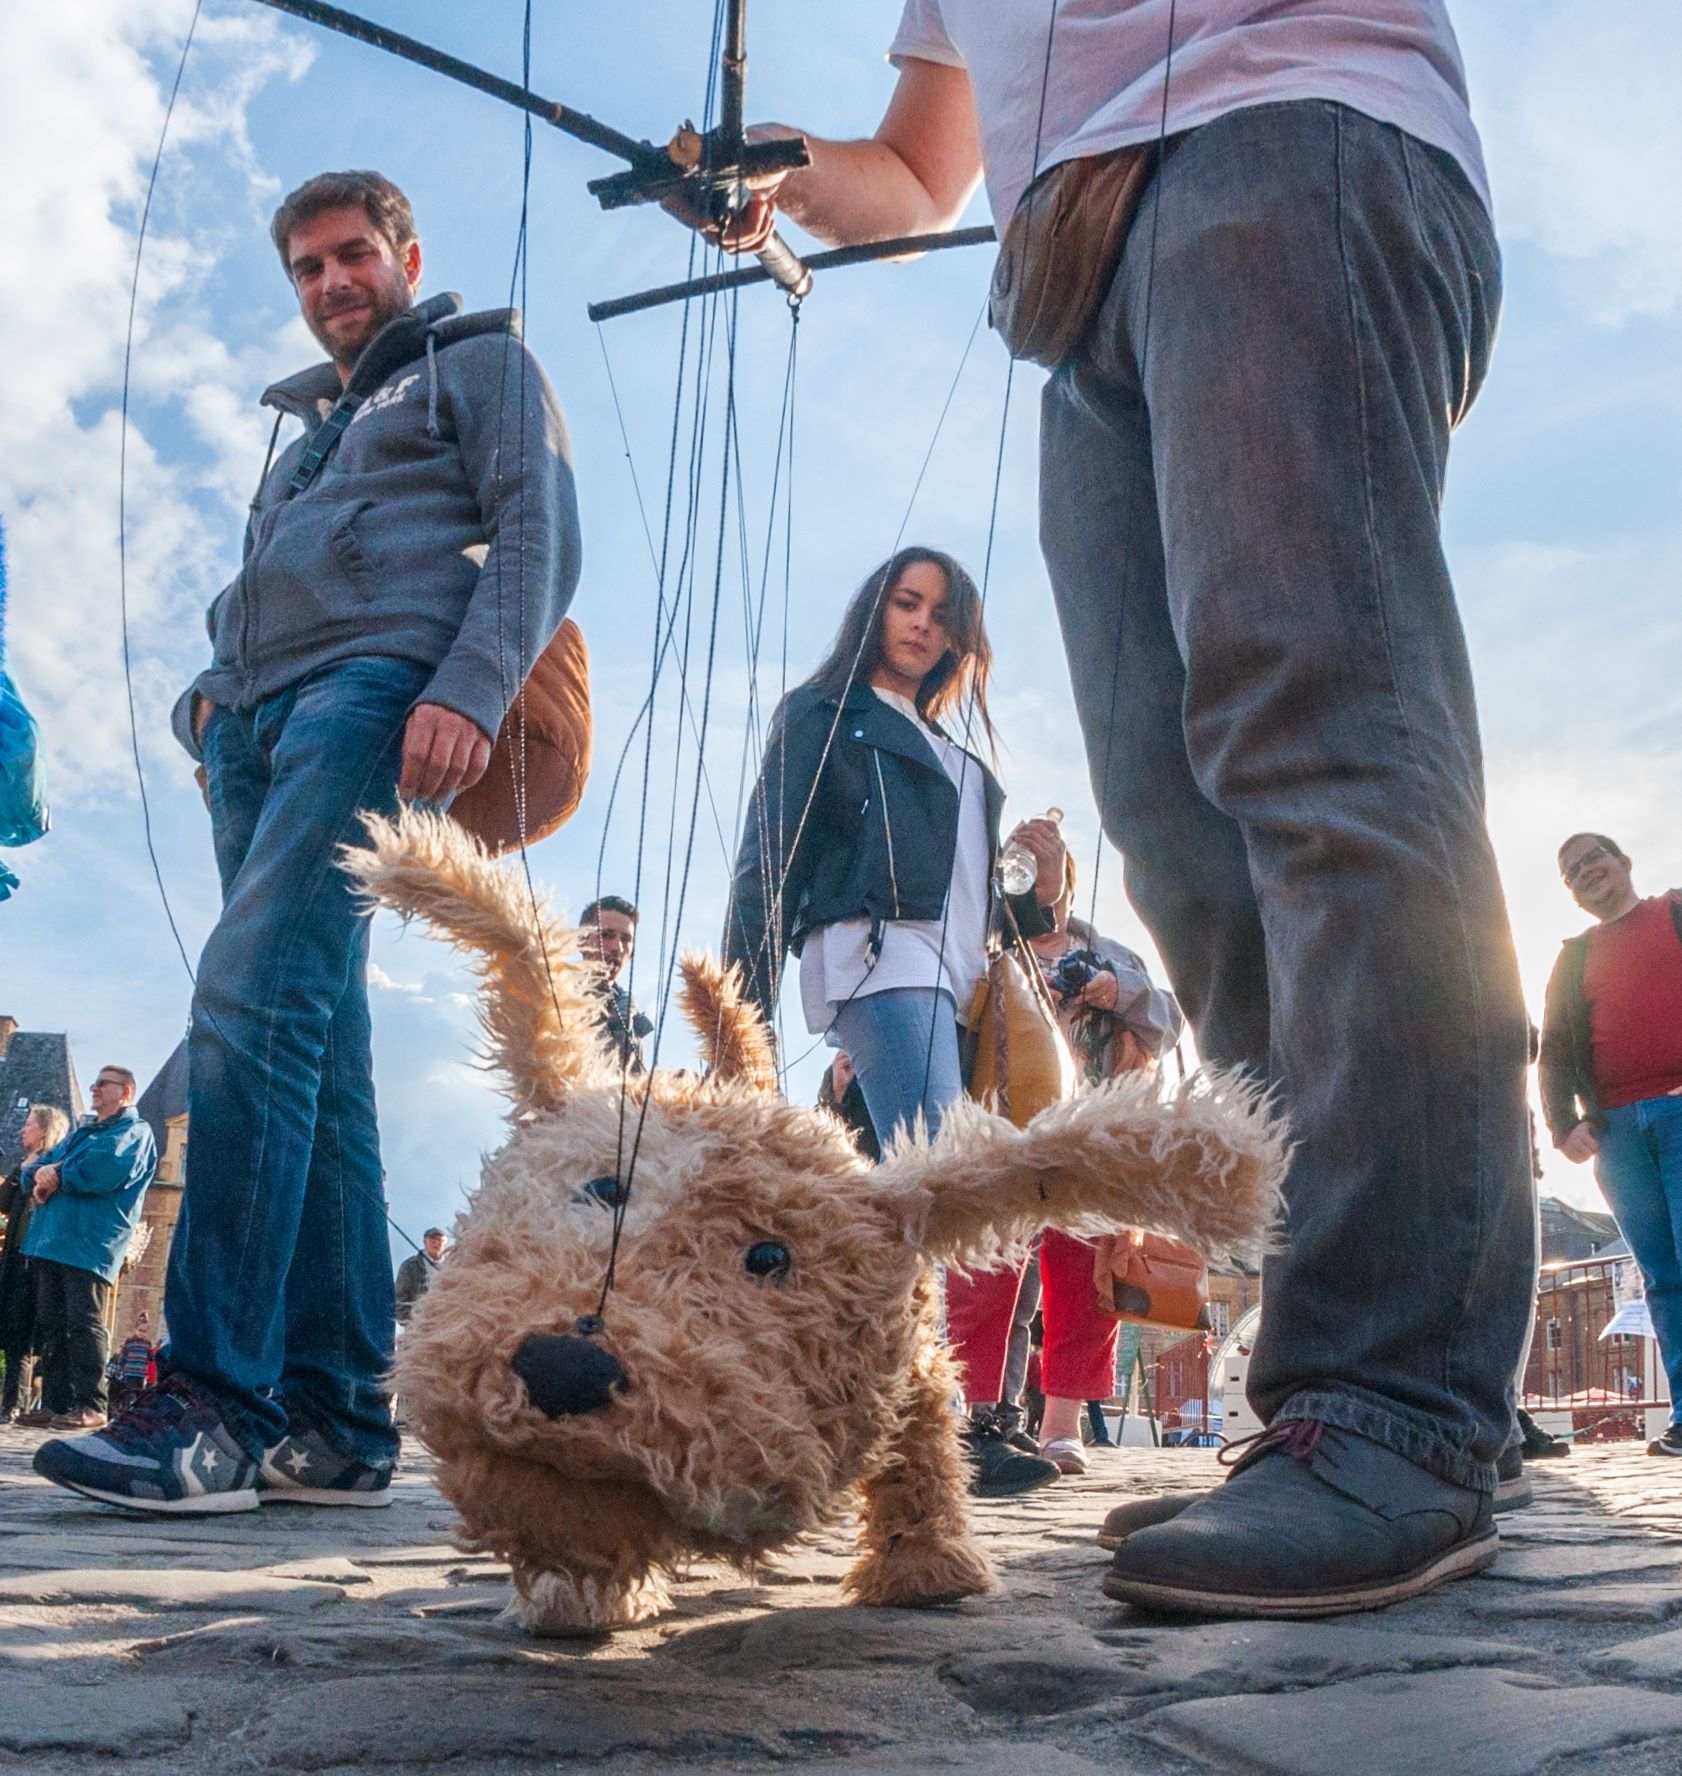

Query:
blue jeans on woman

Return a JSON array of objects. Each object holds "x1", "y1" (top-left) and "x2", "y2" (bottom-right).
[
  {"x1": 831, "y1": 987, "x2": 964, "y2": 1155},
  {"x1": 163, "y1": 655, "x2": 430, "y2": 1465},
  {"x1": 1039, "y1": 101, "x2": 1535, "y2": 1491},
  {"x1": 1596, "y1": 1097, "x2": 1682, "y2": 1423}
]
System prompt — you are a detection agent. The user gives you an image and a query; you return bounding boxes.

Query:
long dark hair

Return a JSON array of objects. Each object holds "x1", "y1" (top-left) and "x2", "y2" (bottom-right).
[{"x1": 804, "y1": 546, "x2": 996, "y2": 753}]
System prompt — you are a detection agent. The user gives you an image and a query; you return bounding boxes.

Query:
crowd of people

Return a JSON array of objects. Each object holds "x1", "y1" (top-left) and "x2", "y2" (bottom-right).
[
  {"x1": 0, "y1": 1072, "x2": 156, "y2": 1428},
  {"x1": 3, "y1": 1, "x2": 1675, "y2": 1631}
]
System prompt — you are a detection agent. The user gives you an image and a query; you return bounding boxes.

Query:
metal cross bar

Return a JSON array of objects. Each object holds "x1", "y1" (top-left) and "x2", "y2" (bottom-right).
[
  {"x1": 588, "y1": 224, "x2": 999, "y2": 324},
  {"x1": 249, "y1": 0, "x2": 663, "y2": 170}
]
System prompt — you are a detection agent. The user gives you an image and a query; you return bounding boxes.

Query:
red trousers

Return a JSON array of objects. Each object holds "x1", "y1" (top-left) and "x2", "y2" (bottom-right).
[{"x1": 946, "y1": 1230, "x2": 1120, "y2": 1403}]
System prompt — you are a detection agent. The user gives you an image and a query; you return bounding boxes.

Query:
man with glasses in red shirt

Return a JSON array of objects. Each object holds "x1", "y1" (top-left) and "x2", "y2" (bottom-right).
[{"x1": 1541, "y1": 833, "x2": 1682, "y2": 1456}]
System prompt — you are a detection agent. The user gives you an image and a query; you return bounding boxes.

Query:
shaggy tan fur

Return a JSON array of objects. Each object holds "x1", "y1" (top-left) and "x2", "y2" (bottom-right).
[{"x1": 341, "y1": 811, "x2": 1287, "y2": 1636}]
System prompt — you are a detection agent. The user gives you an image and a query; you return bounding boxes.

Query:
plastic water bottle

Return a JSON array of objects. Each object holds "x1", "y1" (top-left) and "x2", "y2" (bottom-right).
[{"x1": 997, "y1": 806, "x2": 1063, "y2": 897}]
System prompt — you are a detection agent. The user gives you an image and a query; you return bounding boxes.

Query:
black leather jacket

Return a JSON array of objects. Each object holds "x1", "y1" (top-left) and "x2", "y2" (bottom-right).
[{"x1": 723, "y1": 681, "x2": 1047, "y2": 1029}]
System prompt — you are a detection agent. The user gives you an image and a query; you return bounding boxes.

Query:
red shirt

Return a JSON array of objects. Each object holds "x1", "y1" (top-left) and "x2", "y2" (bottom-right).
[{"x1": 1583, "y1": 893, "x2": 1682, "y2": 1110}]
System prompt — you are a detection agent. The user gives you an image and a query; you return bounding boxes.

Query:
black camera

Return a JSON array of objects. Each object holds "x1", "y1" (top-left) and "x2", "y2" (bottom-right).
[{"x1": 1049, "y1": 947, "x2": 1110, "y2": 1001}]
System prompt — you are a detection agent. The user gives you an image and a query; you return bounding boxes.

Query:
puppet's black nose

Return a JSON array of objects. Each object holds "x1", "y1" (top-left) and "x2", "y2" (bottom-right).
[{"x1": 512, "y1": 1334, "x2": 626, "y2": 1417}]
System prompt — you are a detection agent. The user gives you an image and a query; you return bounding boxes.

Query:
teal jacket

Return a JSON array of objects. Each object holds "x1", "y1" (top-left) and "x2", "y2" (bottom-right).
[{"x1": 20, "y1": 1107, "x2": 157, "y2": 1284}]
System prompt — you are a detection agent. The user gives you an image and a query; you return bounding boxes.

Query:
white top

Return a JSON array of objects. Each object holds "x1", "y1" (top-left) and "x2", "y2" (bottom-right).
[
  {"x1": 800, "y1": 687, "x2": 992, "y2": 1037},
  {"x1": 889, "y1": 0, "x2": 1490, "y2": 225}
]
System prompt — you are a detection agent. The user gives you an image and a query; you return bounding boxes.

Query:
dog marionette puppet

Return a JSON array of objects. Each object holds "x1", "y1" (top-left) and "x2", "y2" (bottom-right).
[{"x1": 343, "y1": 811, "x2": 1285, "y2": 1636}]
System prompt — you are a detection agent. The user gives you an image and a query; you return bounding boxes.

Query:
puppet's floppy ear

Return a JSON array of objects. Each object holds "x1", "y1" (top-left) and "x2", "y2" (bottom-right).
[
  {"x1": 341, "y1": 809, "x2": 613, "y2": 1117},
  {"x1": 678, "y1": 953, "x2": 778, "y2": 1093},
  {"x1": 876, "y1": 1073, "x2": 1286, "y2": 1269}
]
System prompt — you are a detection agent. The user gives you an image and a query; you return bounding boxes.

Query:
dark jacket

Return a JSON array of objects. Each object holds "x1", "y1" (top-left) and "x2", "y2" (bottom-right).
[
  {"x1": 1538, "y1": 890, "x2": 1682, "y2": 1146},
  {"x1": 723, "y1": 680, "x2": 1047, "y2": 1028},
  {"x1": 395, "y1": 1251, "x2": 437, "y2": 1326},
  {"x1": 20, "y1": 1108, "x2": 157, "y2": 1285},
  {"x1": 596, "y1": 983, "x2": 653, "y2": 1074},
  {"x1": 0, "y1": 1165, "x2": 38, "y2": 1350},
  {"x1": 172, "y1": 293, "x2": 582, "y2": 759}
]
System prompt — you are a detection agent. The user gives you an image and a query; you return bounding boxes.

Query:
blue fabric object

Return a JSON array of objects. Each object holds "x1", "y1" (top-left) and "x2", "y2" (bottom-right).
[
  {"x1": 1595, "y1": 1097, "x2": 1682, "y2": 1424},
  {"x1": 21, "y1": 1107, "x2": 158, "y2": 1285},
  {"x1": 161, "y1": 653, "x2": 424, "y2": 1465},
  {"x1": 0, "y1": 520, "x2": 51, "y2": 863},
  {"x1": 1038, "y1": 102, "x2": 1534, "y2": 1493}
]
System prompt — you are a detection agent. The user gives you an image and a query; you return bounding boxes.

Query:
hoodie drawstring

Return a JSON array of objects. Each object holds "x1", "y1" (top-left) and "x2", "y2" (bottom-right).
[{"x1": 425, "y1": 332, "x2": 440, "y2": 439}]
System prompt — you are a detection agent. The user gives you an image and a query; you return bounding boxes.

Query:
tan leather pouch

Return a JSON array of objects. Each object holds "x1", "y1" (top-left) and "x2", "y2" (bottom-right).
[
  {"x1": 963, "y1": 946, "x2": 1078, "y2": 1129},
  {"x1": 448, "y1": 618, "x2": 592, "y2": 856},
  {"x1": 990, "y1": 146, "x2": 1155, "y2": 369}
]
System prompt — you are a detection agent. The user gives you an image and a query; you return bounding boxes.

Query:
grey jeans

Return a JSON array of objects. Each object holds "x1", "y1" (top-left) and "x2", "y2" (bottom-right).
[{"x1": 1040, "y1": 101, "x2": 1535, "y2": 1491}]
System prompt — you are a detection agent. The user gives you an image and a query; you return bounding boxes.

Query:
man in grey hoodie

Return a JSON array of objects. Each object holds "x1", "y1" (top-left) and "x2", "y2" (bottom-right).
[{"x1": 36, "y1": 170, "x2": 581, "y2": 1514}]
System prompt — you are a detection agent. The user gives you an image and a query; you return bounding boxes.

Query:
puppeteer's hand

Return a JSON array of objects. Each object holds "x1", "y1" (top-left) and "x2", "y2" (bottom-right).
[
  {"x1": 401, "y1": 703, "x2": 492, "y2": 805},
  {"x1": 662, "y1": 124, "x2": 805, "y2": 254},
  {"x1": 1560, "y1": 1121, "x2": 1600, "y2": 1164}
]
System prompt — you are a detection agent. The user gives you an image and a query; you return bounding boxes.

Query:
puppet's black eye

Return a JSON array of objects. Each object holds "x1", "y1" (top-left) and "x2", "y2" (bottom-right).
[
  {"x1": 578, "y1": 1175, "x2": 628, "y2": 1210},
  {"x1": 744, "y1": 1242, "x2": 791, "y2": 1280}
]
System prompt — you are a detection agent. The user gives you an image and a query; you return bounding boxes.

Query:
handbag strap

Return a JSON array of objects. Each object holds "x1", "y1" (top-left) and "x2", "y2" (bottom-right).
[{"x1": 998, "y1": 899, "x2": 1065, "y2": 1029}]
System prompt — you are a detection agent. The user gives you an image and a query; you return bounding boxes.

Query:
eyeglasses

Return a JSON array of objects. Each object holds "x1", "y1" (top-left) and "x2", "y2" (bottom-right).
[
  {"x1": 1561, "y1": 845, "x2": 1613, "y2": 888},
  {"x1": 91, "y1": 1078, "x2": 125, "y2": 1093}
]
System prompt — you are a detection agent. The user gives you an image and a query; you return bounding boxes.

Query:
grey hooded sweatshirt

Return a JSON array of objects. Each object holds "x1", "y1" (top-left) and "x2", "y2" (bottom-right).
[{"x1": 172, "y1": 292, "x2": 581, "y2": 759}]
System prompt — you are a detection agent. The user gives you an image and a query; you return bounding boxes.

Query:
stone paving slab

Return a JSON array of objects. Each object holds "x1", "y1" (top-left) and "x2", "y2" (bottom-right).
[
  {"x1": 1, "y1": 1428, "x2": 1680, "y2": 1775},
  {"x1": 1136, "y1": 1668, "x2": 1682, "y2": 1776}
]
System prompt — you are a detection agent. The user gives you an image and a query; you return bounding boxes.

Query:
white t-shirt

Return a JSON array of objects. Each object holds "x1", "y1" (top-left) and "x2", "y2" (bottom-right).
[
  {"x1": 889, "y1": 0, "x2": 1489, "y2": 226},
  {"x1": 800, "y1": 687, "x2": 992, "y2": 1036}
]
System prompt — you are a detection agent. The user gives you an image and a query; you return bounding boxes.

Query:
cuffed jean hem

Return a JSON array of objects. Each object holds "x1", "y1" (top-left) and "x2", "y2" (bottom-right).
[{"x1": 1276, "y1": 1387, "x2": 1495, "y2": 1494}]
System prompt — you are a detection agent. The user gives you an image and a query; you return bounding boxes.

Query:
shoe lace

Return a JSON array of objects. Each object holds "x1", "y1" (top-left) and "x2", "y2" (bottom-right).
[
  {"x1": 1217, "y1": 1418, "x2": 1324, "y2": 1471},
  {"x1": 101, "y1": 1376, "x2": 198, "y2": 1448}
]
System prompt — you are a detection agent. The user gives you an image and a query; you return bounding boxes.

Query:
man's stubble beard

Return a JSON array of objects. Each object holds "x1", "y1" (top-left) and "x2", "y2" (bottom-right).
[{"x1": 308, "y1": 267, "x2": 415, "y2": 371}]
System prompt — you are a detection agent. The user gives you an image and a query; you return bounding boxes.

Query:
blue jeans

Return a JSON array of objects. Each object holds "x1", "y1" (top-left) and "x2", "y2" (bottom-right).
[
  {"x1": 163, "y1": 656, "x2": 429, "y2": 1463},
  {"x1": 1040, "y1": 102, "x2": 1534, "y2": 1491},
  {"x1": 1596, "y1": 1097, "x2": 1682, "y2": 1422},
  {"x1": 831, "y1": 987, "x2": 964, "y2": 1155}
]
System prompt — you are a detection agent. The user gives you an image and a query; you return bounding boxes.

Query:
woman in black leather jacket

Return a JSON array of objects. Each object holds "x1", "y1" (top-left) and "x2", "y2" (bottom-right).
[{"x1": 724, "y1": 544, "x2": 1055, "y2": 1153}]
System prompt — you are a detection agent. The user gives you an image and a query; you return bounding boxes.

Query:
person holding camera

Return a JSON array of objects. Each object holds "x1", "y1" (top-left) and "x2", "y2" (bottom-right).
[{"x1": 1030, "y1": 850, "x2": 1184, "y2": 1082}]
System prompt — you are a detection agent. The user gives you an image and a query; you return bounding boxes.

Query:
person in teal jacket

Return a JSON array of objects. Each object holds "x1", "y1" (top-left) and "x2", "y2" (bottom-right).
[{"x1": 21, "y1": 1067, "x2": 156, "y2": 1427}]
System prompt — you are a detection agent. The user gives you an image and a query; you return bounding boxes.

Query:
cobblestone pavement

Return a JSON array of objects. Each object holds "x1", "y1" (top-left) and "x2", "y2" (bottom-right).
[{"x1": 1, "y1": 1431, "x2": 1680, "y2": 1775}]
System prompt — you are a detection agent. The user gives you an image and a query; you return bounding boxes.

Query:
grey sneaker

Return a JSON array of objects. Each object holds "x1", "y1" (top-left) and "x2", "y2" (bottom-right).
[
  {"x1": 1648, "y1": 1424, "x2": 1682, "y2": 1458},
  {"x1": 33, "y1": 1375, "x2": 258, "y2": 1514},
  {"x1": 1102, "y1": 1421, "x2": 1496, "y2": 1619},
  {"x1": 258, "y1": 1415, "x2": 393, "y2": 1506}
]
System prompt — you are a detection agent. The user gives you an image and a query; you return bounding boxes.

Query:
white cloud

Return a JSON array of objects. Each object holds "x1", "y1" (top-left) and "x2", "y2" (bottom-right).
[
  {"x1": 0, "y1": 1, "x2": 312, "y2": 790},
  {"x1": 1462, "y1": 2, "x2": 1682, "y2": 324}
]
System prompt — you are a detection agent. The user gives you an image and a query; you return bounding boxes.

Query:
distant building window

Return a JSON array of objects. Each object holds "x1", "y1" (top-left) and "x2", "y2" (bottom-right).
[{"x1": 1207, "y1": 1301, "x2": 1230, "y2": 1340}]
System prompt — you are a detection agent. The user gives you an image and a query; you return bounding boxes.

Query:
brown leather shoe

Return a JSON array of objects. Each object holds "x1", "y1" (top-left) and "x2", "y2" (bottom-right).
[
  {"x1": 13, "y1": 1408, "x2": 56, "y2": 1429},
  {"x1": 48, "y1": 1409, "x2": 107, "y2": 1432}
]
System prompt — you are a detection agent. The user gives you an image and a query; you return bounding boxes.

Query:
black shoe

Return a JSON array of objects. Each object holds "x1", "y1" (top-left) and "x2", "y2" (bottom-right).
[
  {"x1": 1102, "y1": 1421, "x2": 1496, "y2": 1619},
  {"x1": 1494, "y1": 1441, "x2": 1533, "y2": 1512},
  {"x1": 964, "y1": 1414, "x2": 1060, "y2": 1497},
  {"x1": 1649, "y1": 1424, "x2": 1682, "y2": 1458},
  {"x1": 1516, "y1": 1407, "x2": 1571, "y2": 1460}
]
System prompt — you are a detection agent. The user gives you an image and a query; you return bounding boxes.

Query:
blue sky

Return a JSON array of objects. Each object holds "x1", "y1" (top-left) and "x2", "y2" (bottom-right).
[{"x1": 2, "y1": 1, "x2": 1679, "y2": 1255}]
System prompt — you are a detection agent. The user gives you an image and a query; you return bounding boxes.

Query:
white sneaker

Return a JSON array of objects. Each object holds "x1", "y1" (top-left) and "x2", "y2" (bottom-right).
[{"x1": 1041, "y1": 1436, "x2": 1089, "y2": 1475}]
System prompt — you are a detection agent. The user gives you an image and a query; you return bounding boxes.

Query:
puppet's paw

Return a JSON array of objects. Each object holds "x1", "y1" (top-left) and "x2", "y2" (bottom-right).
[
  {"x1": 844, "y1": 1533, "x2": 996, "y2": 1608},
  {"x1": 504, "y1": 1567, "x2": 672, "y2": 1637}
]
